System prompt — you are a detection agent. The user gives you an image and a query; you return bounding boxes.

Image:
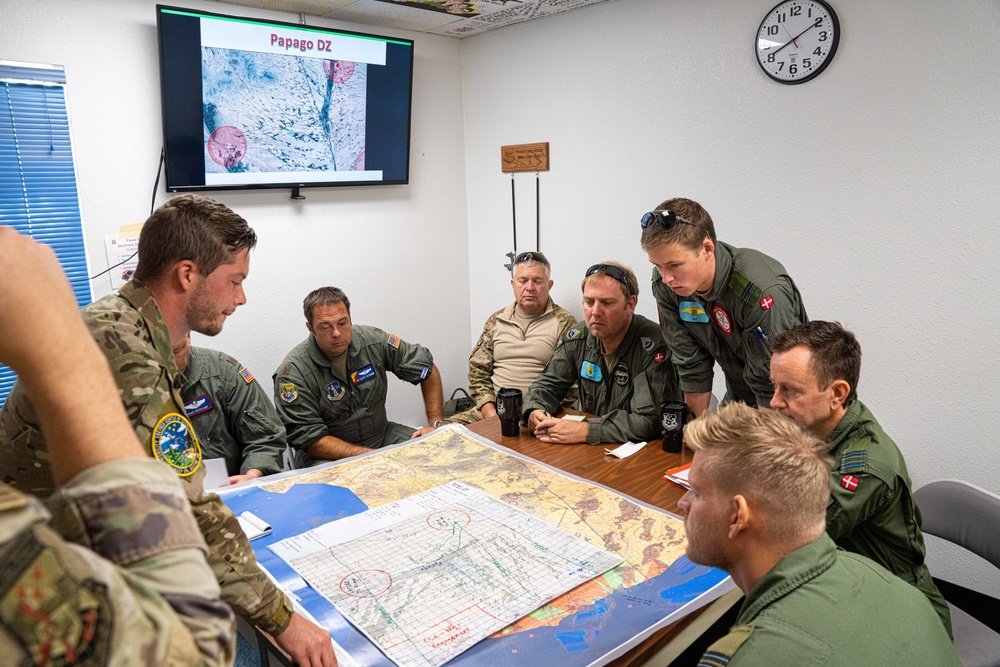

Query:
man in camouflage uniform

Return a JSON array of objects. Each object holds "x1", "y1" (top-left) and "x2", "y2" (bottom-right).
[
  {"x1": 769, "y1": 321, "x2": 951, "y2": 636},
  {"x1": 175, "y1": 335, "x2": 286, "y2": 484},
  {"x1": 523, "y1": 262, "x2": 679, "y2": 445},
  {"x1": 449, "y1": 251, "x2": 576, "y2": 425},
  {"x1": 641, "y1": 198, "x2": 808, "y2": 416},
  {"x1": 274, "y1": 286, "x2": 444, "y2": 463},
  {"x1": 680, "y1": 403, "x2": 959, "y2": 666},
  {"x1": 0, "y1": 197, "x2": 336, "y2": 665},
  {"x1": 0, "y1": 228, "x2": 234, "y2": 665}
]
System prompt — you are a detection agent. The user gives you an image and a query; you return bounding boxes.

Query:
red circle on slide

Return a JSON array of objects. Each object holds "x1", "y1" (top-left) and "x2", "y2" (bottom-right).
[
  {"x1": 427, "y1": 510, "x2": 471, "y2": 531},
  {"x1": 207, "y1": 126, "x2": 247, "y2": 167},
  {"x1": 339, "y1": 570, "x2": 392, "y2": 598},
  {"x1": 324, "y1": 60, "x2": 355, "y2": 83},
  {"x1": 354, "y1": 151, "x2": 365, "y2": 171}
]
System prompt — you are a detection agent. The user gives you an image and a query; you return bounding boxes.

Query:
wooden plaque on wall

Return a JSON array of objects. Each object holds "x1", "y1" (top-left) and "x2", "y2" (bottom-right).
[{"x1": 501, "y1": 142, "x2": 549, "y2": 172}]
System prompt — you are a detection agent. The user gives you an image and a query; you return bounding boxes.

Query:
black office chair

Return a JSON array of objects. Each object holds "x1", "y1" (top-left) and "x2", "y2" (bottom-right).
[{"x1": 915, "y1": 479, "x2": 1000, "y2": 667}]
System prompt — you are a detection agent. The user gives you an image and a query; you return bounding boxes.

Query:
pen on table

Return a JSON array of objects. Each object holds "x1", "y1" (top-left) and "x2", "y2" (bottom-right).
[{"x1": 543, "y1": 411, "x2": 550, "y2": 437}]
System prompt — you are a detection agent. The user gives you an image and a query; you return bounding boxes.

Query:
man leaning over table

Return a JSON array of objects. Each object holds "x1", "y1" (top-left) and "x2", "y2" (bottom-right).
[
  {"x1": 274, "y1": 286, "x2": 445, "y2": 464},
  {"x1": 448, "y1": 251, "x2": 577, "y2": 425},
  {"x1": 522, "y1": 262, "x2": 679, "y2": 445}
]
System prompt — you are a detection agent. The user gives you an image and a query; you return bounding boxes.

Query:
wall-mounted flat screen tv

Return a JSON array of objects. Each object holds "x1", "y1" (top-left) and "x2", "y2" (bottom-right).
[{"x1": 156, "y1": 5, "x2": 414, "y2": 192}]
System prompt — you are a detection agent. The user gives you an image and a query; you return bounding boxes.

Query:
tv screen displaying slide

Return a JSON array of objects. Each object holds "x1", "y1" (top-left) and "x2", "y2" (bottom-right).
[{"x1": 156, "y1": 5, "x2": 414, "y2": 192}]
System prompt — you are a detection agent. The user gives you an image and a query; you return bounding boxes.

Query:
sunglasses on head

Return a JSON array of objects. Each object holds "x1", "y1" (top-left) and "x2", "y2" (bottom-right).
[
  {"x1": 514, "y1": 251, "x2": 549, "y2": 265},
  {"x1": 586, "y1": 264, "x2": 633, "y2": 296},
  {"x1": 640, "y1": 210, "x2": 693, "y2": 230}
]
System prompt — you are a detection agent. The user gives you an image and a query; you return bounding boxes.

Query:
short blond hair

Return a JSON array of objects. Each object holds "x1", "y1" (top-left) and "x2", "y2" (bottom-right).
[{"x1": 685, "y1": 403, "x2": 832, "y2": 543}]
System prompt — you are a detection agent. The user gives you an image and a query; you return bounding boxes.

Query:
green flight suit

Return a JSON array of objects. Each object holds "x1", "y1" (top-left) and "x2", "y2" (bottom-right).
[
  {"x1": 274, "y1": 325, "x2": 434, "y2": 462},
  {"x1": 0, "y1": 459, "x2": 234, "y2": 666},
  {"x1": 699, "y1": 534, "x2": 960, "y2": 666},
  {"x1": 0, "y1": 280, "x2": 293, "y2": 636},
  {"x1": 826, "y1": 400, "x2": 952, "y2": 636},
  {"x1": 652, "y1": 240, "x2": 807, "y2": 407},
  {"x1": 183, "y1": 347, "x2": 286, "y2": 477},
  {"x1": 521, "y1": 315, "x2": 680, "y2": 445}
]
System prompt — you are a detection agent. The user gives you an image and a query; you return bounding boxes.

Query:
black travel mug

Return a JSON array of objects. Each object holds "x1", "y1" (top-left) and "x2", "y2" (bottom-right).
[
  {"x1": 660, "y1": 400, "x2": 689, "y2": 453},
  {"x1": 496, "y1": 388, "x2": 523, "y2": 437}
]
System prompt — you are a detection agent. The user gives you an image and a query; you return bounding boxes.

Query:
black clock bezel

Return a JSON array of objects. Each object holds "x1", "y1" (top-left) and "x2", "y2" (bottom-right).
[{"x1": 755, "y1": 0, "x2": 840, "y2": 85}]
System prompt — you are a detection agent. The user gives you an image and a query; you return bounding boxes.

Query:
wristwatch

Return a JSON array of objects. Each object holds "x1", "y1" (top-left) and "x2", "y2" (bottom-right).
[{"x1": 431, "y1": 420, "x2": 444, "y2": 428}]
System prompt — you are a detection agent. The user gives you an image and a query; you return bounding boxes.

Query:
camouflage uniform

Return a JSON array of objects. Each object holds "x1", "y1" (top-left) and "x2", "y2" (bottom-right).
[
  {"x1": 183, "y1": 347, "x2": 286, "y2": 477},
  {"x1": 825, "y1": 400, "x2": 952, "y2": 637},
  {"x1": 522, "y1": 315, "x2": 680, "y2": 444},
  {"x1": 651, "y1": 241, "x2": 807, "y2": 407},
  {"x1": 274, "y1": 326, "x2": 434, "y2": 462},
  {"x1": 0, "y1": 280, "x2": 293, "y2": 635},
  {"x1": 449, "y1": 299, "x2": 577, "y2": 425},
  {"x1": 699, "y1": 534, "x2": 960, "y2": 666},
  {"x1": 0, "y1": 458, "x2": 235, "y2": 666}
]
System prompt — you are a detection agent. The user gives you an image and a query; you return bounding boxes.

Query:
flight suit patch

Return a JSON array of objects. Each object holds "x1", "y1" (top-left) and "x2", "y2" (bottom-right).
[
  {"x1": 840, "y1": 474, "x2": 860, "y2": 492},
  {"x1": 239, "y1": 366, "x2": 255, "y2": 384},
  {"x1": 184, "y1": 394, "x2": 214, "y2": 417},
  {"x1": 759, "y1": 295, "x2": 774, "y2": 310},
  {"x1": 580, "y1": 361, "x2": 602, "y2": 382},
  {"x1": 612, "y1": 361, "x2": 630, "y2": 386},
  {"x1": 679, "y1": 301, "x2": 710, "y2": 323},
  {"x1": 654, "y1": 352, "x2": 667, "y2": 363},
  {"x1": 419, "y1": 366, "x2": 431, "y2": 380},
  {"x1": 280, "y1": 383, "x2": 298, "y2": 404},
  {"x1": 326, "y1": 380, "x2": 346, "y2": 401},
  {"x1": 352, "y1": 365, "x2": 376, "y2": 385},
  {"x1": 699, "y1": 624, "x2": 753, "y2": 666},
  {"x1": 839, "y1": 450, "x2": 867, "y2": 473},
  {"x1": 0, "y1": 533, "x2": 112, "y2": 666},
  {"x1": 640, "y1": 337, "x2": 654, "y2": 351},
  {"x1": 151, "y1": 413, "x2": 202, "y2": 477},
  {"x1": 712, "y1": 306, "x2": 733, "y2": 334},
  {"x1": 388, "y1": 333, "x2": 401, "y2": 348},
  {"x1": 566, "y1": 328, "x2": 581, "y2": 340}
]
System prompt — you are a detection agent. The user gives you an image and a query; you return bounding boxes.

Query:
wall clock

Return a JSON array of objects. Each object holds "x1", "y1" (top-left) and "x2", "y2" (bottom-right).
[{"x1": 756, "y1": 0, "x2": 840, "y2": 84}]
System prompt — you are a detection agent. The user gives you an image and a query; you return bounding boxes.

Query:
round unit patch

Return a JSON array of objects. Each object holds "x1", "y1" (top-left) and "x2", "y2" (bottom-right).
[
  {"x1": 712, "y1": 305, "x2": 733, "y2": 335},
  {"x1": 151, "y1": 412, "x2": 202, "y2": 477},
  {"x1": 612, "y1": 361, "x2": 630, "y2": 386}
]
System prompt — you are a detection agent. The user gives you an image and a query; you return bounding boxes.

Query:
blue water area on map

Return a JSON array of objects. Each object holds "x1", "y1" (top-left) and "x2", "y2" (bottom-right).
[{"x1": 221, "y1": 484, "x2": 729, "y2": 667}]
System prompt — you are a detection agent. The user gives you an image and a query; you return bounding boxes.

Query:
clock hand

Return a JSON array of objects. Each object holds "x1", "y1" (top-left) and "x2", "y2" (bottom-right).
[
  {"x1": 782, "y1": 25, "x2": 799, "y2": 49},
  {"x1": 770, "y1": 17, "x2": 822, "y2": 57}
]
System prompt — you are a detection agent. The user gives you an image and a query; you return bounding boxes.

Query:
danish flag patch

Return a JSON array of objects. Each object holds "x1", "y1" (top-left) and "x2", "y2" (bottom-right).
[
  {"x1": 654, "y1": 352, "x2": 666, "y2": 364},
  {"x1": 760, "y1": 295, "x2": 774, "y2": 310},
  {"x1": 840, "y1": 474, "x2": 859, "y2": 492}
]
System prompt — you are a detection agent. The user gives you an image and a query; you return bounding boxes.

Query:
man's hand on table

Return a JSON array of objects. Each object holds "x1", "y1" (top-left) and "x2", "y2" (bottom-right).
[
  {"x1": 480, "y1": 402, "x2": 497, "y2": 419},
  {"x1": 228, "y1": 468, "x2": 264, "y2": 486},
  {"x1": 529, "y1": 410, "x2": 589, "y2": 445},
  {"x1": 273, "y1": 612, "x2": 337, "y2": 667}
]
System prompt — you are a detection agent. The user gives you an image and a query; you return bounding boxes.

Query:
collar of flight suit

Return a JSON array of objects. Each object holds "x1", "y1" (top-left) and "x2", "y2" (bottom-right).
[
  {"x1": 738, "y1": 532, "x2": 838, "y2": 624},
  {"x1": 699, "y1": 240, "x2": 735, "y2": 302}
]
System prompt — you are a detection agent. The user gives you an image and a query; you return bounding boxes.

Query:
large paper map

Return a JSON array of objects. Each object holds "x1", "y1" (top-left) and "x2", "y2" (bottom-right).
[
  {"x1": 218, "y1": 426, "x2": 731, "y2": 666},
  {"x1": 272, "y1": 482, "x2": 623, "y2": 666}
]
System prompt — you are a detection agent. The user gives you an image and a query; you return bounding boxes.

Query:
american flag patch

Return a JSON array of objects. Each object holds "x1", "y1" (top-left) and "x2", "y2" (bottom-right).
[
  {"x1": 239, "y1": 367, "x2": 255, "y2": 384},
  {"x1": 388, "y1": 333, "x2": 401, "y2": 348}
]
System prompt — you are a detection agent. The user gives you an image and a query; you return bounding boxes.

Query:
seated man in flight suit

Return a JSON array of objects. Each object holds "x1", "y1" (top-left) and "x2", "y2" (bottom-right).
[
  {"x1": 274, "y1": 286, "x2": 445, "y2": 463},
  {"x1": 523, "y1": 262, "x2": 679, "y2": 445}
]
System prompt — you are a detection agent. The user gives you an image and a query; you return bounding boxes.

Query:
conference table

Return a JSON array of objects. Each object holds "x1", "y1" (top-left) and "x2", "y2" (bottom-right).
[{"x1": 241, "y1": 415, "x2": 741, "y2": 666}]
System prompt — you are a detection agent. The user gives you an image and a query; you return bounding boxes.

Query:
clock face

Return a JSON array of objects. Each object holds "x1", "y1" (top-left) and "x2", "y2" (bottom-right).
[{"x1": 756, "y1": 0, "x2": 840, "y2": 84}]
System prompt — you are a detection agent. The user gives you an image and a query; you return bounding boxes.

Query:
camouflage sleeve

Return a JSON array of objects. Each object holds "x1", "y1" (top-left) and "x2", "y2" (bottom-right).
[
  {"x1": 552, "y1": 305, "x2": 580, "y2": 407},
  {"x1": 221, "y1": 362, "x2": 286, "y2": 476},
  {"x1": 0, "y1": 461, "x2": 235, "y2": 666},
  {"x1": 107, "y1": 353, "x2": 293, "y2": 634},
  {"x1": 522, "y1": 328, "x2": 581, "y2": 421},
  {"x1": 652, "y1": 272, "x2": 717, "y2": 394},
  {"x1": 586, "y1": 336, "x2": 677, "y2": 445},
  {"x1": 468, "y1": 311, "x2": 501, "y2": 409},
  {"x1": 734, "y1": 278, "x2": 807, "y2": 407}
]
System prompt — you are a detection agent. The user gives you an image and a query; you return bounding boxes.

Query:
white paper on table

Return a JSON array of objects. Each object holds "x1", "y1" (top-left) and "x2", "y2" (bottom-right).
[
  {"x1": 604, "y1": 441, "x2": 647, "y2": 459},
  {"x1": 561, "y1": 414, "x2": 587, "y2": 422},
  {"x1": 237, "y1": 511, "x2": 272, "y2": 540},
  {"x1": 202, "y1": 457, "x2": 229, "y2": 490}
]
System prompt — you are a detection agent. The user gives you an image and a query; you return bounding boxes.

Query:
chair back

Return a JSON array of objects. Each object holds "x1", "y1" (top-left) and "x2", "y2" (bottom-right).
[{"x1": 915, "y1": 479, "x2": 1000, "y2": 570}]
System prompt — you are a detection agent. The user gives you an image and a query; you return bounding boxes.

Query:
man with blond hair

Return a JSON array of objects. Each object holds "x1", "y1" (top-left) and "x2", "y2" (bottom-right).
[
  {"x1": 523, "y1": 262, "x2": 678, "y2": 445},
  {"x1": 680, "y1": 403, "x2": 958, "y2": 665}
]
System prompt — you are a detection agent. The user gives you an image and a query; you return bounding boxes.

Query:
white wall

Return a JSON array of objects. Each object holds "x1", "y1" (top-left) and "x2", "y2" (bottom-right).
[
  {"x1": 2, "y1": 0, "x2": 471, "y2": 427},
  {"x1": 462, "y1": 0, "x2": 1000, "y2": 593}
]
